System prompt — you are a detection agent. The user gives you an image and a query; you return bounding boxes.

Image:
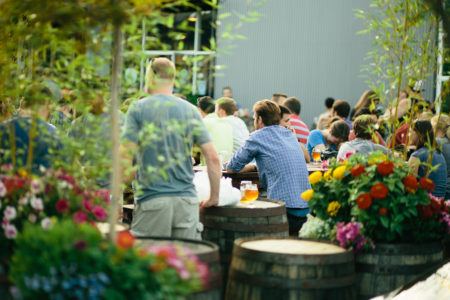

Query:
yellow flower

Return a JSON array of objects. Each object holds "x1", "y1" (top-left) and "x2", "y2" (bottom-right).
[
  {"x1": 323, "y1": 169, "x2": 332, "y2": 180},
  {"x1": 332, "y1": 165, "x2": 347, "y2": 180},
  {"x1": 308, "y1": 171, "x2": 323, "y2": 185},
  {"x1": 301, "y1": 189, "x2": 314, "y2": 201},
  {"x1": 327, "y1": 201, "x2": 341, "y2": 217},
  {"x1": 368, "y1": 153, "x2": 388, "y2": 165},
  {"x1": 18, "y1": 168, "x2": 28, "y2": 178}
]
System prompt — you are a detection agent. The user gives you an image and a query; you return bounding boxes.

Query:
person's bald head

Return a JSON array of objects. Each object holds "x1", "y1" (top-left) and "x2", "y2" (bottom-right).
[{"x1": 145, "y1": 57, "x2": 176, "y2": 92}]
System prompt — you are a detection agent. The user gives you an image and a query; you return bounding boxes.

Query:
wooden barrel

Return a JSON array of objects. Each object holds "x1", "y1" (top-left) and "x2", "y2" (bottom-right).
[
  {"x1": 123, "y1": 204, "x2": 134, "y2": 224},
  {"x1": 226, "y1": 237, "x2": 356, "y2": 300},
  {"x1": 356, "y1": 242, "x2": 443, "y2": 299},
  {"x1": 201, "y1": 199, "x2": 289, "y2": 288},
  {"x1": 137, "y1": 237, "x2": 221, "y2": 300}
]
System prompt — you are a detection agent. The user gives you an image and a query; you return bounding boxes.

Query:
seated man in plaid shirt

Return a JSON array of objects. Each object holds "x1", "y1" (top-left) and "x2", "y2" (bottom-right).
[{"x1": 226, "y1": 100, "x2": 311, "y2": 235}]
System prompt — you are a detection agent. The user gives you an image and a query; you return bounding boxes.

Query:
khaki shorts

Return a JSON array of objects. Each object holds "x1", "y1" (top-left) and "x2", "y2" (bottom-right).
[{"x1": 131, "y1": 196, "x2": 202, "y2": 240}]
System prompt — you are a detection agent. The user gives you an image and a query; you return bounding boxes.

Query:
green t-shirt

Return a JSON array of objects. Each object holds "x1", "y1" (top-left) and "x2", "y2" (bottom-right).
[{"x1": 123, "y1": 94, "x2": 210, "y2": 202}]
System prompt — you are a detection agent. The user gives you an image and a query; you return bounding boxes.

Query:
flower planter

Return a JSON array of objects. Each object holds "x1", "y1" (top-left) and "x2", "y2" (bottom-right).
[
  {"x1": 137, "y1": 237, "x2": 222, "y2": 300},
  {"x1": 356, "y1": 242, "x2": 443, "y2": 299}
]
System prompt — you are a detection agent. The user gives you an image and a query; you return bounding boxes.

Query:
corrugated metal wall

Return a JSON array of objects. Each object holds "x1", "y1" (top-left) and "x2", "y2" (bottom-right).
[{"x1": 214, "y1": 0, "x2": 435, "y2": 128}]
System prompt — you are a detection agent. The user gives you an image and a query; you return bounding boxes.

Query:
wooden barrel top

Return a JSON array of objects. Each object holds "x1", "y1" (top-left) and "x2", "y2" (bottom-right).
[
  {"x1": 201, "y1": 199, "x2": 286, "y2": 218},
  {"x1": 233, "y1": 237, "x2": 352, "y2": 265},
  {"x1": 242, "y1": 239, "x2": 346, "y2": 255},
  {"x1": 123, "y1": 204, "x2": 134, "y2": 210}
]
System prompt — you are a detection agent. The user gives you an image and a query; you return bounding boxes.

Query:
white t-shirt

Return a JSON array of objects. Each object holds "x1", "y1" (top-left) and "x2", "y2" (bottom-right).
[
  {"x1": 337, "y1": 138, "x2": 389, "y2": 160},
  {"x1": 223, "y1": 115, "x2": 250, "y2": 153}
]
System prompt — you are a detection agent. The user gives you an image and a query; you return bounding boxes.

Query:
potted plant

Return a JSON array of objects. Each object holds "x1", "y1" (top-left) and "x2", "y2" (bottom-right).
[{"x1": 300, "y1": 152, "x2": 450, "y2": 298}]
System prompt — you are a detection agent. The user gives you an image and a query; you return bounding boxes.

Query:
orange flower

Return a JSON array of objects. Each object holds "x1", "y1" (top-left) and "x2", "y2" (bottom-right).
[
  {"x1": 350, "y1": 164, "x2": 365, "y2": 177},
  {"x1": 356, "y1": 193, "x2": 372, "y2": 210},
  {"x1": 379, "y1": 207, "x2": 388, "y2": 216},
  {"x1": 403, "y1": 175, "x2": 418, "y2": 193},
  {"x1": 370, "y1": 183, "x2": 389, "y2": 199},
  {"x1": 377, "y1": 161, "x2": 394, "y2": 176},
  {"x1": 419, "y1": 177, "x2": 435, "y2": 192},
  {"x1": 117, "y1": 231, "x2": 135, "y2": 249}
]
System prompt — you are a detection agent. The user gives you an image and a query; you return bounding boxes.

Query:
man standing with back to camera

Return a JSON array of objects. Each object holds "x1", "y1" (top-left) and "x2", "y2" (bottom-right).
[{"x1": 121, "y1": 57, "x2": 221, "y2": 239}]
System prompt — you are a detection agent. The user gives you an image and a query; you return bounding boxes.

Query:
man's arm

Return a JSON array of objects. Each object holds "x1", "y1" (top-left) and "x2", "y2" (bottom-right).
[
  {"x1": 120, "y1": 140, "x2": 138, "y2": 184},
  {"x1": 199, "y1": 142, "x2": 221, "y2": 208}
]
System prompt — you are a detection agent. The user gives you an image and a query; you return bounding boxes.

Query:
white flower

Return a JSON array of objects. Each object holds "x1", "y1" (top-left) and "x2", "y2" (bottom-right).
[
  {"x1": 30, "y1": 197, "x2": 43, "y2": 211},
  {"x1": 30, "y1": 179, "x2": 43, "y2": 194},
  {"x1": 28, "y1": 214, "x2": 37, "y2": 223},
  {"x1": 58, "y1": 181, "x2": 71, "y2": 190},
  {"x1": 4, "y1": 224, "x2": 17, "y2": 239},
  {"x1": 0, "y1": 181, "x2": 6, "y2": 197},
  {"x1": 41, "y1": 218, "x2": 53, "y2": 230},
  {"x1": 4, "y1": 206, "x2": 17, "y2": 221},
  {"x1": 19, "y1": 196, "x2": 29, "y2": 206}
]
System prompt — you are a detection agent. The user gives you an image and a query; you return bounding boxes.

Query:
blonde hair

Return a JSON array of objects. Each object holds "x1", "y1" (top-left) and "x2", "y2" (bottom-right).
[
  {"x1": 145, "y1": 57, "x2": 176, "y2": 91},
  {"x1": 431, "y1": 114, "x2": 450, "y2": 139}
]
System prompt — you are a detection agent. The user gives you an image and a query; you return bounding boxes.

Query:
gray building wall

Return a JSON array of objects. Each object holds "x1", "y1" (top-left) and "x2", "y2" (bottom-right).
[{"x1": 214, "y1": 0, "x2": 374, "y2": 128}]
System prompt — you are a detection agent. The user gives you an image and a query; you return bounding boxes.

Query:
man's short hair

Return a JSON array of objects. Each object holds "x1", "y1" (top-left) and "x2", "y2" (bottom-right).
[
  {"x1": 22, "y1": 82, "x2": 53, "y2": 108},
  {"x1": 283, "y1": 97, "x2": 301, "y2": 115},
  {"x1": 332, "y1": 100, "x2": 351, "y2": 118},
  {"x1": 279, "y1": 105, "x2": 291, "y2": 116},
  {"x1": 216, "y1": 97, "x2": 237, "y2": 116},
  {"x1": 271, "y1": 93, "x2": 288, "y2": 104},
  {"x1": 222, "y1": 86, "x2": 232, "y2": 91},
  {"x1": 353, "y1": 115, "x2": 375, "y2": 140},
  {"x1": 253, "y1": 100, "x2": 281, "y2": 126},
  {"x1": 145, "y1": 57, "x2": 176, "y2": 90},
  {"x1": 325, "y1": 97, "x2": 335, "y2": 109},
  {"x1": 197, "y1": 96, "x2": 215, "y2": 114},
  {"x1": 330, "y1": 120, "x2": 350, "y2": 142}
]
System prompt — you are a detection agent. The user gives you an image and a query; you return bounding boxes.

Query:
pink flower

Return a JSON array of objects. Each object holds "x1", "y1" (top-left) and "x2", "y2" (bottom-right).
[
  {"x1": 0, "y1": 180, "x2": 6, "y2": 197},
  {"x1": 55, "y1": 199, "x2": 69, "y2": 213},
  {"x1": 18, "y1": 196, "x2": 29, "y2": 206},
  {"x1": 30, "y1": 197, "x2": 44, "y2": 211},
  {"x1": 178, "y1": 268, "x2": 190, "y2": 279},
  {"x1": 74, "y1": 240, "x2": 87, "y2": 251},
  {"x1": 95, "y1": 189, "x2": 111, "y2": 204},
  {"x1": 57, "y1": 172, "x2": 75, "y2": 186},
  {"x1": 73, "y1": 211, "x2": 88, "y2": 224},
  {"x1": 4, "y1": 206, "x2": 17, "y2": 221},
  {"x1": 336, "y1": 222, "x2": 368, "y2": 253},
  {"x1": 92, "y1": 206, "x2": 107, "y2": 221},
  {"x1": 82, "y1": 199, "x2": 93, "y2": 211},
  {"x1": 4, "y1": 224, "x2": 17, "y2": 239}
]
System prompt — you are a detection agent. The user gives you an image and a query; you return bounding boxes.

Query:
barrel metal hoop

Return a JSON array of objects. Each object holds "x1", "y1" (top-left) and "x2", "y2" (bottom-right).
[
  {"x1": 356, "y1": 261, "x2": 443, "y2": 274},
  {"x1": 201, "y1": 201, "x2": 286, "y2": 217},
  {"x1": 229, "y1": 269, "x2": 355, "y2": 289},
  {"x1": 202, "y1": 220, "x2": 289, "y2": 233},
  {"x1": 360, "y1": 242, "x2": 443, "y2": 255}
]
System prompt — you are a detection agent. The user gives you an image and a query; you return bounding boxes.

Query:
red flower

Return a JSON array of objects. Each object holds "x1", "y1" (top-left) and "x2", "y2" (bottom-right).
[
  {"x1": 379, "y1": 207, "x2": 388, "y2": 216},
  {"x1": 82, "y1": 199, "x2": 93, "y2": 212},
  {"x1": 57, "y1": 172, "x2": 75, "y2": 186},
  {"x1": 370, "y1": 183, "x2": 389, "y2": 199},
  {"x1": 356, "y1": 193, "x2": 372, "y2": 210},
  {"x1": 95, "y1": 189, "x2": 111, "y2": 204},
  {"x1": 417, "y1": 205, "x2": 433, "y2": 219},
  {"x1": 351, "y1": 164, "x2": 365, "y2": 177},
  {"x1": 92, "y1": 205, "x2": 107, "y2": 221},
  {"x1": 74, "y1": 240, "x2": 87, "y2": 251},
  {"x1": 73, "y1": 211, "x2": 88, "y2": 224},
  {"x1": 419, "y1": 177, "x2": 435, "y2": 192},
  {"x1": 2, "y1": 176, "x2": 26, "y2": 194},
  {"x1": 55, "y1": 199, "x2": 69, "y2": 213},
  {"x1": 377, "y1": 161, "x2": 394, "y2": 176},
  {"x1": 403, "y1": 175, "x2": 418, "y2": 193},
  {"x1": 117, "y1": 231, "x2": 135, "y2": 249}
]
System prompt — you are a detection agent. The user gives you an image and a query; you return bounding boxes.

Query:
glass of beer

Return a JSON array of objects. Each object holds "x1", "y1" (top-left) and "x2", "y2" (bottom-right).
[
  {"x1": 241, "y1": 183, "x2": 259, "y2": 205},
  {"x1": 312, "y1": 147, "x2": 322, "y2": 164}
]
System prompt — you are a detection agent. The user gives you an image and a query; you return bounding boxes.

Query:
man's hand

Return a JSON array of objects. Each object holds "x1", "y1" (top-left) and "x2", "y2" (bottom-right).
[{"x1": 200, "y1": 197, "x2": 219, "y2": 208}]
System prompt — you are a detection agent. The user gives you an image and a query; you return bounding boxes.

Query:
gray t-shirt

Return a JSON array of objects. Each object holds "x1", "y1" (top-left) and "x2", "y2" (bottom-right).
[
  {"x1": 337, "y1": 138, "x2": 389, "y2": 160},
  {"x1": 123, "y1": 94, "x2": 210, "y2": 202}
]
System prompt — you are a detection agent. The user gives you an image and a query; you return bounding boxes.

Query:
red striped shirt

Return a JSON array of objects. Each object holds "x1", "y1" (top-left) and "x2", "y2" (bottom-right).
[{"x1": 289, "y1": 114, "x2": 310, "y2": 144}]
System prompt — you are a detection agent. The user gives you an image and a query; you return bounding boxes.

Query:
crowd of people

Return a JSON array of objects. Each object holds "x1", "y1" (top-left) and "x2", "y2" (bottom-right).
[{"x1": 1, "y1": 57, "x2": 449, "y2": 238}]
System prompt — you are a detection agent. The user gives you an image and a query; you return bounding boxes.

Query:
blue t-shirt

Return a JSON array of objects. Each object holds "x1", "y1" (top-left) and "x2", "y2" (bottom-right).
[
  {"x1": 306, "y1": 129, "x2": 326, "y2": 156},
  {"x1": 122, "y1": 94, "x2": 211, "y2": 203},
  {"x1": 0, "y1": 117, "x2": 60, "y2": 173},
  {"x1": 411, "y1": 147, "x2": 447, "y2": 198}
]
